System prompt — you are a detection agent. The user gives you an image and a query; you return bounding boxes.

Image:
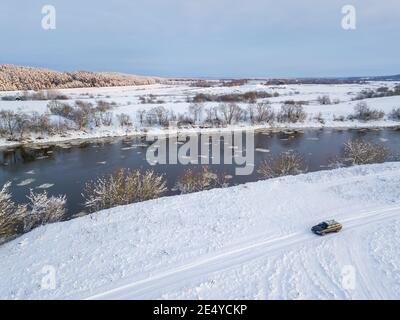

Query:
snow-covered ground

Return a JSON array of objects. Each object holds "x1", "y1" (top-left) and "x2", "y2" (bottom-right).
[
  {"x1": 1, "y1": 162, "x2": 400, "y2": 299},
  {"x1": 1, "y1": 81, "x2": 400, "y2": 147}
]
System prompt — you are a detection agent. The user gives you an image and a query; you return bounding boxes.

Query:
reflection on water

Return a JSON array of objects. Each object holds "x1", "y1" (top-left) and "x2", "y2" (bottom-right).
[{"x1": 1, "y1": 128, "x2": 399, "y2": 216}]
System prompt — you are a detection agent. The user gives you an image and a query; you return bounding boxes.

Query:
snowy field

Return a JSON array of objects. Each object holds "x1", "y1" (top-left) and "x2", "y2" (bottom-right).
[
  {"x1": 1, "y1": 162, "x2": 400, "y2": 300},
  {"x1": 1, "y1": 81, "x2": 400, "y2": 147}
]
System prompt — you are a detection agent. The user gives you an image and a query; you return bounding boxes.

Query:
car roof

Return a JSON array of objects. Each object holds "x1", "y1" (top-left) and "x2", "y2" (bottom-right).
[{"x1": 325, "y1": 220, "x2": 339, "y2": 225}]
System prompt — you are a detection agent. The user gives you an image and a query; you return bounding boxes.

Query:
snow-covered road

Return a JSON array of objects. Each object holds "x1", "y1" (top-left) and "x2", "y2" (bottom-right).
[
  {"x1": 85, "y1": 205, "x2": 400, "y2": 300},
  {"x1": 1, "y1": 162, "x2": 400, "y2": 299}
]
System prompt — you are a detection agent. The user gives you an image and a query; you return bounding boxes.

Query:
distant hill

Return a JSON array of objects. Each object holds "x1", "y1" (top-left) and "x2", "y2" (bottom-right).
[
  {"x1": 358, "y1": 74, "x2": 400, "y2": 81},
  {"x1": 0, "y1": 65, "x2": 164, "y2": 91}
]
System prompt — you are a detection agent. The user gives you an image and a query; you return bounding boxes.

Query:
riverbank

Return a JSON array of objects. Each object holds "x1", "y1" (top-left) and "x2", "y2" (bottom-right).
[{"x1": 1, "y1": 81, "x2": 400, "y2": 148}]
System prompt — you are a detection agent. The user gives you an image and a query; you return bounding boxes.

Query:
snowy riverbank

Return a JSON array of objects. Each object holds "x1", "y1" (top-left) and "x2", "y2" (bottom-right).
[
  {"x1": 1, "y1": 82, "x2": 400, "y2": 148},
  {"x1": 1, "y1": 162, "x2": 400, "y2": 299}
]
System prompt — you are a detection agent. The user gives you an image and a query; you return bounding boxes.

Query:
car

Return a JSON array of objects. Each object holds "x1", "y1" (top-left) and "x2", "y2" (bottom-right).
[{"x1": 311, "y1": 220, "x2": 342, "y2": 236}]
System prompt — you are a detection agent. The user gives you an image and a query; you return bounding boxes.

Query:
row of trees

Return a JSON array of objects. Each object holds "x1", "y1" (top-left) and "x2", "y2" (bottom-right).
[
  {"x1": 0, "y1": 100, "x2": 131, "y2": 141},
  {"x1": 353, "y1": 85, "x2": 400, "y2": 100},
  {"x1": 191, "y1": 91, "x2": 279, "y2": 103},
  {"x1": 1, "y1": 100, "x2": 399, "y2": 141},
  {"x1": 136, "y1": 102, "x2": 307, "y2": 128},
  {"x1": 0, "y1": 64, "x2": 160, "y2": 91},
  {"x1": 1, "y1": 90, "x2": 68, "y2": 101},
  {"x1": 0, "y1": 110, "x2": 70, "y2": 140}
]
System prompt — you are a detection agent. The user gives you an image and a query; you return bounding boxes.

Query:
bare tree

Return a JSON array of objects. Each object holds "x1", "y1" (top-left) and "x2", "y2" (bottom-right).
[
  {"x1": 317, "y1": 95, "x2": 331, "y2": 105},
  {"x1": 218, "y1": 103, "x2": 243, "y2": 125},
  {"x1": 117, "y1": 113, "x2": 132, "y2": 127},
  {"x1": 152, "y1": 106, "x2": 169, "y2": 126},
  {"x1": 0, "y1": 182, "x2": 28, "y2": 241},
  {"x1": 349, "y1": 102, "x2": 385, "y2": 121},
  {"x1": 74, "y1": 100, "x2": 94, "y2": 129},
  {"x1": 189, "y1": 103, "x2": 204, "y2": 123},
  {"x1": 26, "y1": 191, "x2": 67, "y2": 229},
  {"x1": 137, "y1": 109, "x2": 147, "y2": 126},
  {"x1": 252, "y1": 102, "x2": 275, "y2": 124},
  {"x1": 176, "y1": 167, "x2": 228, "y2": 194},
  {"x1": 277, "y1": 104, "x2": 307, "y2": 123},
  {"x1": 247, "y1": 104, "x2": 255, "y2": 123},
  {"x1": 0, "y1": 111, "x2": 18, "y2": 137}
]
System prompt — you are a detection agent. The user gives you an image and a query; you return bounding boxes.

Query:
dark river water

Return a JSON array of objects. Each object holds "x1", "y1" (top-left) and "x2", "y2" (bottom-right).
[{"x1": 1, "y1": 128, "x2": 399, "y2": 217}]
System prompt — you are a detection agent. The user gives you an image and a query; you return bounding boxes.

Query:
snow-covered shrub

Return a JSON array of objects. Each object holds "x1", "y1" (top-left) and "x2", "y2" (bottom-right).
[
  {"x1": 28, "y1": 112, "x2": 60, "y2": 136},
  {"x1": 344, "y1": 140, "x2": 390, "y2": 165},
  {"x1": 48, "y1": 99, "x2": 114, "y2": 129},
  {"x1": 177, "y1": 114, "x2": 195, "y2": 127},
  {"x1": 176, "y1": 167, "x2": 228, "y2": 194},
  {"x1": 0, "y1": 110, "x2": 18, "y2": 138},
  {"x1": 0, "y1": 182, "x2": 28, "y2": 240},
  {"x1": 0, "y1": 110, "x2": 30, "y2": 140},
  {"x1": 19, "y1": 90, "x2": 69, "y2": 101},
  {"x1": 314, "y1": 112, "x2": 325, "y2": 124},
  {"x1": 317, "y1": 95, "x2": 331, "y2": 105},
  {"x1": 389, "y1": 108, "x2": 400, "y2": 121},
  {"x1": 0, "y1": 183, "x2": 67, "y2": 242},
  {"x1": 46, "y1": 90, "x2": 69, "y2": 100},
  {"x1": 95, "y1": 100, "x2": 113, "y2": 112},
  {"x1": 354, "y1": 86, "x2": 400, "y2": 100},
  {"x1": 83, "y1": 169, "x2": 167, "y2": 212},
  {"x1": 277, "y1": 104, "x2": 307, "y2": 123},
  {"x1": 48, "y1": 100, "x2": 75, "y2": 119},
  {"x1": 348, "y1": 102, "x2": 384, "y2": 121},
  {"x1": 189, "y1": 103, "x2": 204, "y2": 123},
  {"x1": 100, "y1": 112, "x2": 113, "y2": 126},
  {"x1": 73, "y1": 100, "x2": 94, "y2": 129},
  {"x1": 247, "y1": 102, "x2": 275, "y2": 124},
  {"x1": 138, "y1": 94, "x2": 164, "y2": 104},
  {"x1": 117, "y1": 113, "x2": 132, "y2": 127},
  {"x1": 258, "y1": 151, "x2": 306, "y2": 178},
  {"x1": 26, "y1": 190, "x2": 67, "y2": 229},
  {"x1": 333, "y1": 115, "x2": 345, "y2": 122}
]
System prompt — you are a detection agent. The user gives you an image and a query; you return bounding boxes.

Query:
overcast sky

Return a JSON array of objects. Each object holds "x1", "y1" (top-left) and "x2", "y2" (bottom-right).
[{"x1": 0, "y1": 0, "x2": 399, "y2": 77}]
